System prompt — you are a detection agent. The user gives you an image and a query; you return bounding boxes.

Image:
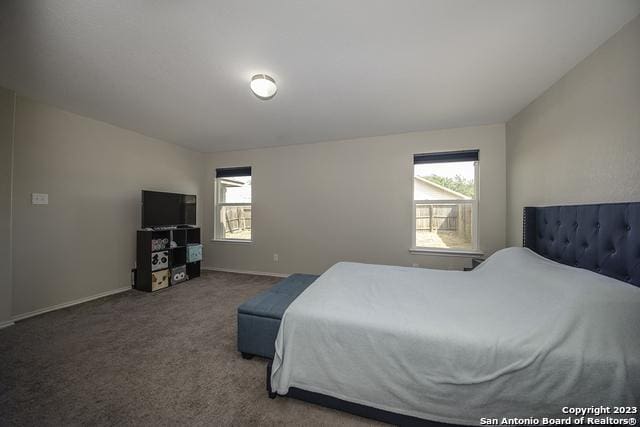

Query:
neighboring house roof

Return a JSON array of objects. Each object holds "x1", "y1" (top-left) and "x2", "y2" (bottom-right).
[
  {"x1": 414, "y1": 176, "x2": 471, "y2": 200},
  {"x1": 219, "y1": 178, "x2": 245, "y2": 186}
]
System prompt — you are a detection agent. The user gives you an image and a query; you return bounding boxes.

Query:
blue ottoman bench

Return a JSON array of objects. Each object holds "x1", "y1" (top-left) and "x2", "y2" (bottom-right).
[{"x1": 237, "y1": 273, "x2": 318, "y2": 359}]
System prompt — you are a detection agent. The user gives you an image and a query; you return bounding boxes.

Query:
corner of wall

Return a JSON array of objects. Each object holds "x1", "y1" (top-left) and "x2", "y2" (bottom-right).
[
  {"x1": 504, "y1": 14, "x2": 640, "y2": 248},
  {"x1": 0, "y1": 87, "x2": 16, "y2": 325}
]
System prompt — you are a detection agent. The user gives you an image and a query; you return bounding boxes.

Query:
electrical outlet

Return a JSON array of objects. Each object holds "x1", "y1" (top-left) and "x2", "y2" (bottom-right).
[
  {"x1": 412, "y1": 263, "x2": 419, "y2": 268},
  {"x1": 273, "y1": 253, "x2": 279, "y2": 262},
  {"x1": 32, "y1": 193, "x2": 48, "y2": 205}
]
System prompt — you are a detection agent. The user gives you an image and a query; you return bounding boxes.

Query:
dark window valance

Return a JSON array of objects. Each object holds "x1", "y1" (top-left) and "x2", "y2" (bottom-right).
[
  {"x1": 216, "y1": 167, "x2": 252, "y2": 178},
  {"x1": 413, "y1": 150, "x2": 479, "y2": 164}
]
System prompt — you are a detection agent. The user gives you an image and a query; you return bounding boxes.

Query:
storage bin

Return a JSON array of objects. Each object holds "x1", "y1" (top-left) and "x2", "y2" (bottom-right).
[
  {"x1": 151, "y1": 269, "x2": 170, "y2": 291},
  {"x1": 187, "y1": 244, "x2": 203, "y2": 263},
  {"x1": 151, "y1": 251, "x2": 169, "y2": 271},
  {"x1": 171, "y1": 265, "x2": 187, "y2": 285}
]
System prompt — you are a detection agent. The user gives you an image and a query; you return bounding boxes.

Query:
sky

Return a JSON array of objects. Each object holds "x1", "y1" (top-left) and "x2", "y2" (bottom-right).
[{"x1": 414, "y1": 161, "x2": 475, "y2": 181}]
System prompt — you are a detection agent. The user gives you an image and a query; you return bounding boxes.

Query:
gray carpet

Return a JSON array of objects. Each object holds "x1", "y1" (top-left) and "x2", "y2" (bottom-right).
[{"x1": 0, "y1": 271, "x2": 381, "y2": 426}]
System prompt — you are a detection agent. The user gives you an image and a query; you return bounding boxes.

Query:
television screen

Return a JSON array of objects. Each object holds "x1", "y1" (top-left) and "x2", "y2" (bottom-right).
[{"x1": 141, "y1": 191, "x2": 196, "y2": 228}]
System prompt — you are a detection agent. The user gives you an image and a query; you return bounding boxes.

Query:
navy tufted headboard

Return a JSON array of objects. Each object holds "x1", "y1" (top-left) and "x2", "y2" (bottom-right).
[{"x1": 523, "y1": 202, "x2": 640, "y2": 288}]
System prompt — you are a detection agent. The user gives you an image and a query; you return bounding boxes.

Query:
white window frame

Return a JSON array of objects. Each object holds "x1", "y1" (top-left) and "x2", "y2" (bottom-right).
[
  {"x1": 213, "y1": 175, "x2": 253, "y2": 243},
  {"x1": 410, "y1": 159, "x2": 482, "y2": 256}
]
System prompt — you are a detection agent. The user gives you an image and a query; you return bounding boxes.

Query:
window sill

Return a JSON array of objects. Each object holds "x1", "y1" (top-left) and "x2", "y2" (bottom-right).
[
  {"x1": 409, "y1": 247, "x2": 484, "y2": 257},
  {"x1": 210, "y1": 239, "x2": 253, "y2": 245}
]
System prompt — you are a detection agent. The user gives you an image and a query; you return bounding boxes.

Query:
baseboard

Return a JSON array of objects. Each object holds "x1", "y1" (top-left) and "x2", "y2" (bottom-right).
[
  {"x1": 0, "y1": 320, "x2": 15, "y2": 329},
  {"x1": 12, "y1": 286, "x2": 131, "y2": 323},
  {"x1": 201, "y1": 266, "x2": 289, "y2": 278}
]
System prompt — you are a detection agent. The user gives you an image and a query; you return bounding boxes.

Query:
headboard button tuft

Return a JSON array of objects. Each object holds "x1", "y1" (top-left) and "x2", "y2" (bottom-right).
[{"x1": 523, "y1": 202, "x2": 640, "y2": 289}]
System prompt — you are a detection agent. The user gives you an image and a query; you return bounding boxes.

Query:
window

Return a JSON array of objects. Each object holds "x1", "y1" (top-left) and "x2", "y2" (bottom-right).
[
  {"x1": 214, "y1": 167, "x2": 252, "y2": 241},
  {"x1": 412, "y1": 150, "x2": 479, "y2": 252}
]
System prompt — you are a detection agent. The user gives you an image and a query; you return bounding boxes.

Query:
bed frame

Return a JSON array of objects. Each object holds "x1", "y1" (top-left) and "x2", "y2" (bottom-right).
[
  {"x1": 523, "y1": 202, "x2": 639, "y2": 288},
  {"x1": 266, "y1": 201, "x2": 640, "y2": 425}
]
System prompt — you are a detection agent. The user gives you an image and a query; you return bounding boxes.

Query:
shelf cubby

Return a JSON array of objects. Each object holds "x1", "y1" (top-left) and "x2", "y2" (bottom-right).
[
  {"x1": 135, "y1": 227, "x2": 201, "y2": 292},
  {"x1": 187, "y1": 228, "x2": 201, "y2": 244},
  {"x1": 172, "y1": 229, "x2": 187, "y2": 247},
  {"x1": 171, "y1": 246, "x2": 187, "y2": 267},
  {"x1": 186, "y1": 261, "x2": 201, "y2": 279}
]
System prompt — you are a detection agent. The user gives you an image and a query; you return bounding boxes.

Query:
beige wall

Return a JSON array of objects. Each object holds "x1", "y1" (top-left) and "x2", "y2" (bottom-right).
[
  {"x1": 506, "y1": 15, "x2": 640, "y2": 246},
  {"x1": 8, "y1": 11, "x2": 636, "y2": 316},
  {"x1": 11, "y1": 96, "x2": 204, "y2": 316},
  {"x1": 0, "y1": 87, "x2": 15, "y2": 326},
  {"x1": 203, "y1": 124, "x2": 506, "y2": 275}
]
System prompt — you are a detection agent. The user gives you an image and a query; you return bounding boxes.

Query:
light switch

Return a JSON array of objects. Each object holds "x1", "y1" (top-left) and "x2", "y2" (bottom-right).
[{"x1": 32, "y1": 193, "x2": 48, "y2": 205}]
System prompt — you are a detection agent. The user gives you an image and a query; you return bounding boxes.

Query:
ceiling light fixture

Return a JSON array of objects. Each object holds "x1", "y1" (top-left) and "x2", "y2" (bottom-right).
[{"x1": 250, "y1": 74, "x2": 277, "y2": 100}]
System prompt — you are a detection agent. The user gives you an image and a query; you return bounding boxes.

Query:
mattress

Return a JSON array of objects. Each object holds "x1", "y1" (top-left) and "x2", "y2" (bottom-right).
[{"x1": 270, "y1": 247, "x2": 640, "y2": 425}]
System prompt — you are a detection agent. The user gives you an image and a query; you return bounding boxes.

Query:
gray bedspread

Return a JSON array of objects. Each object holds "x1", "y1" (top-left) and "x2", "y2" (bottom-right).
[{"x1": 271, "y1": 248, "x2": 640, "y2": 425}]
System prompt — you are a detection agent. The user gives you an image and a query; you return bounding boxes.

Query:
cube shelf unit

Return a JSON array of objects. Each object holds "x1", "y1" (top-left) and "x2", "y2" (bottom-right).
[{"x1": 135, "y1": 227, "x2": 201, "y2": 292}]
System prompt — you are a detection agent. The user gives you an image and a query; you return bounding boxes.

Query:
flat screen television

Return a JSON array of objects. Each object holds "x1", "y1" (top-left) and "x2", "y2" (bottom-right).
[{"x1": 141, "y1": 190, "x2": 196, "y2": 228}]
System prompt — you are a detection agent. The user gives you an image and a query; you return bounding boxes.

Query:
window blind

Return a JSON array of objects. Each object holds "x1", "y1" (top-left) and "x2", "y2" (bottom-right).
[
  {"x1": 215, "y1": 166, "x2": 252, "y2": 178},
  {"x1": 413, "y1": 150, "x2": 479, "y2": 164}
]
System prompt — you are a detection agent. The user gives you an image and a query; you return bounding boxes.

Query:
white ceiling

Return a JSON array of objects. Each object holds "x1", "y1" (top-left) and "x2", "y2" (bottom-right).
[{"x1": 1, "y1": 1, "x2": 639, "y2": 152}]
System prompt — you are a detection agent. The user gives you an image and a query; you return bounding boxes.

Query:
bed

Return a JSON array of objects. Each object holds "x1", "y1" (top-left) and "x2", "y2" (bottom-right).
[{"x1": 267, "y1": 202, "x2": 640, "y2": 426}]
